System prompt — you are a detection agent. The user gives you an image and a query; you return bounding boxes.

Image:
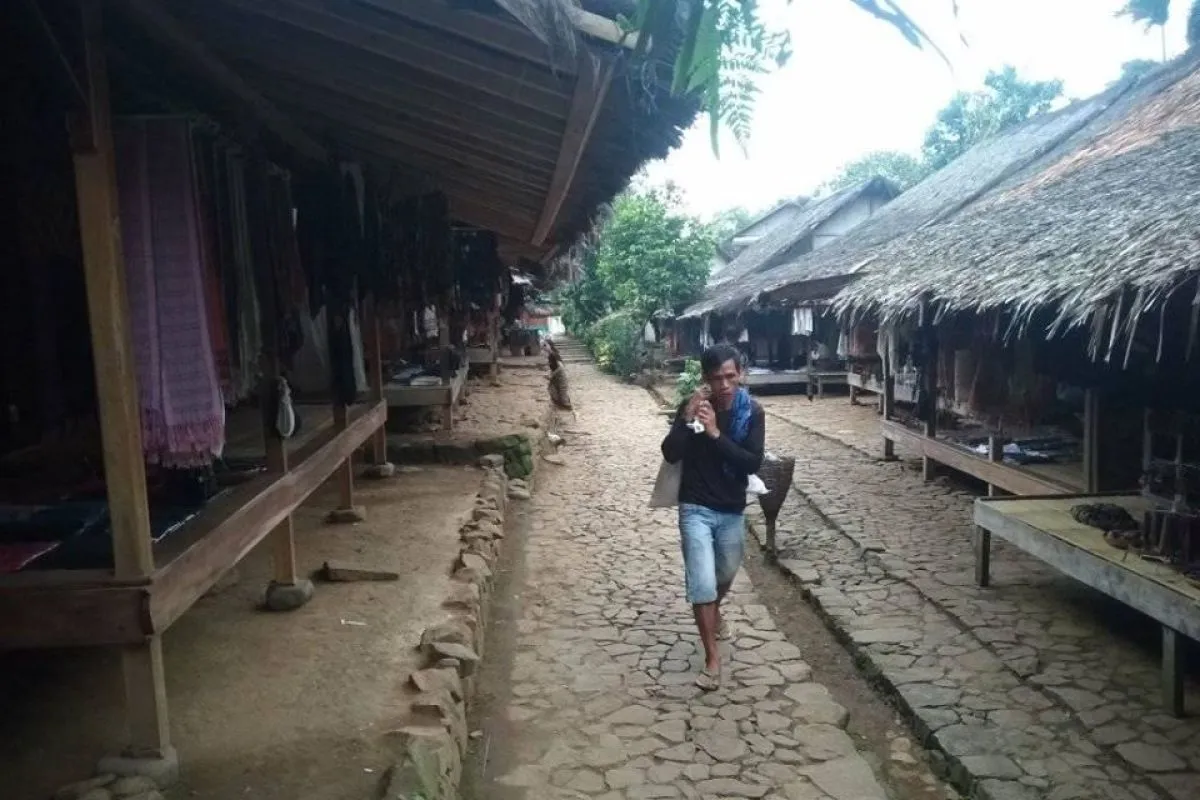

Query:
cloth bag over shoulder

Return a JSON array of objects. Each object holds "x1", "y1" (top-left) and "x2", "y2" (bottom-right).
[{"x1": 649, "y1": 459, "x2": 682, "y2": 508}]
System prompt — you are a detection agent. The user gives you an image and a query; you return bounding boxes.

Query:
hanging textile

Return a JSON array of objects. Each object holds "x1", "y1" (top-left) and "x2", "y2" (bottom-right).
[
  {"x1": 225, "y1": 149, "x2": 263, "y2": 402},
  {"x1": 114, "y1": 117, "x2": 225, "y2": 468},
  {"x1": 190, "y1": 128, "x2": 233, "y2": 400},
  {"x1": 792, "y1": 307, "x2": 814, "y2": 336},
  {"x1": 700, "y1": 316, "x2": 713, "y2": 348}
]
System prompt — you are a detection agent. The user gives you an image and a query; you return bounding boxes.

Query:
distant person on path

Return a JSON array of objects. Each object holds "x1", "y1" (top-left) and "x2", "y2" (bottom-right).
[{"x1": 661, "y1": 343, "x2": 765, "y2": 690}]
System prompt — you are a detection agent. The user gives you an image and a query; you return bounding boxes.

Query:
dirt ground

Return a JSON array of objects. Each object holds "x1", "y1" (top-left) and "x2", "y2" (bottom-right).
[
  {"x1": 0, "y1": 466, "x2": 481, "y2": 800},
  {"x1": 454, "y1": 364, "x2": 552, "y2": 439}
]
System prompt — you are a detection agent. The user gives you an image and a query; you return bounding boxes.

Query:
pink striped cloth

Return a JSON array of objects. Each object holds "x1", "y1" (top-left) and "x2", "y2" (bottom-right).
[{"x1": 114, "y1": 117, "x2": 225, "y2": 468}]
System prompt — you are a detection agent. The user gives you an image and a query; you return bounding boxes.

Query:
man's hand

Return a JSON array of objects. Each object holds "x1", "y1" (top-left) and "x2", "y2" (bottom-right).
[
  {"x1": 696, "y1": 402, "x2": 719, "y2": 439},
  {"x1": 684, "y1": 387, "x2": 710, "y2": 421}
]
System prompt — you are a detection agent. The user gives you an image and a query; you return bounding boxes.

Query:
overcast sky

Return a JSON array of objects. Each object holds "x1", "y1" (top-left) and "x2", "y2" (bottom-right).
[{"x1": 640, "y1": 0, "x2": 1190, "y2": 219}]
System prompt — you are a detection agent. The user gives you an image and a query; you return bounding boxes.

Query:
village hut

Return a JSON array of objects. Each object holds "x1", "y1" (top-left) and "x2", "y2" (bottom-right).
[
  {"x1": 675, "y1": 177, "x2": 899, "y2": 391},
  {"x1": 831, "y1": 53, "x2": 1200, "y2": 716},
  {"x1": 0, "y1": 0, "x2": 699, "y2": 790}
]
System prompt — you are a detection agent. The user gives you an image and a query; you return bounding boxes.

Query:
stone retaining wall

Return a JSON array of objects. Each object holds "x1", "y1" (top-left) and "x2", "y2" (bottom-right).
[{"x1": 381, "y1": 455, "x2": 522, "y2": 800}]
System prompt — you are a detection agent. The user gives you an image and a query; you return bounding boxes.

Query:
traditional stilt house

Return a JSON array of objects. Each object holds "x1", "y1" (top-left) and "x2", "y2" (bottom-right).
[
  {"x1": 677, "y1": 178, "x2": 899, "y2": 393},
  {"x1": 0, "y1": 0, "x2": 697, "y2": 783},
  {"x1": 833, "y1": 53, "x2": 1200, "y2": 715}
]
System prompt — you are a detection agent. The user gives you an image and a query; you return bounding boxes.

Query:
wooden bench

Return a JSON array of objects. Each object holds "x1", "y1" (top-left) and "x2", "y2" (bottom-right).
[{"x1": 973, "y1": 492, "x2": 1198, "y2": 716}]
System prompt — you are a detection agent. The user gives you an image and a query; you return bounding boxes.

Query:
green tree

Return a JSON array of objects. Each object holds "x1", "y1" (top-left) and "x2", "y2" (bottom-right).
[
  {"x1": 1118, "y1": 0, "x2": 1170, "y2": 59},
  {"x1": 922, "y1": 66, "x2": 1063, "y2": 171},
  {"x1": 1113, "y1": 58, "x2": 1162, "y2": 86},
  {"x1": 593, "y1": 189, "x2": 716, "y2": 323},
  {"x1": 708, "y1": 206, "x2": 756, "y2": 241},
  {"x1": 820, "y1": 150, "x2": 929, "y2": 193}
]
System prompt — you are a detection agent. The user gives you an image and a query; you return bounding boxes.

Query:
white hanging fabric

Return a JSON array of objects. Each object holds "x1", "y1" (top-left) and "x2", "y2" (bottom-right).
[{"x1": 792, "y1": 307, "x2": 814, "y2": 336}]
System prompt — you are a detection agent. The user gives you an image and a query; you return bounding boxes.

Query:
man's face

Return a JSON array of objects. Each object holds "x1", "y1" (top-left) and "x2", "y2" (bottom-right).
[{"x1": 704, "y1": 359, "x2": 741, "y2": 405}]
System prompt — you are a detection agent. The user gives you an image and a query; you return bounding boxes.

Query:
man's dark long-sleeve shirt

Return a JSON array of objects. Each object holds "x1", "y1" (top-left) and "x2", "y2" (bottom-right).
[{"x1": 661, "y1": 401, "x2": 765, "y2": 513}]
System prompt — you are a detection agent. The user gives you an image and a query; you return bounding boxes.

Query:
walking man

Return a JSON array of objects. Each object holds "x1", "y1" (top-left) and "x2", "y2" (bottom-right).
[{"x1": 661, "y1": 344, "x2": 765, "y2": 690}]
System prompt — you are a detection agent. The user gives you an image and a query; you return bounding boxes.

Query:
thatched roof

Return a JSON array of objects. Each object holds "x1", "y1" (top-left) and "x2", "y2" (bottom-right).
[
  {"x1": 684, "y1": 81, "x2": 1152, "y2": 319},
  {"x1": 680, "y1": 177, "x2": 900, "y2": 318},
  {"x1": 833, "y1": 53, "x2": 1200, "y2": 357},
  {"x1": 106, "y1": 0, "x2": 696, "y2": 260}
]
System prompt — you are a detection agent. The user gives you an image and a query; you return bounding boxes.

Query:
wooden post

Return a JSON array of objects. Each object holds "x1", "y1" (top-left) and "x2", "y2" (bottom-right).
[
  {"x1": 365, "y1": 296, "x2": 387, "y2": 465},
  {"x1": 920, "y1": 302, "x2": 939, "y2": 482},
  {"x1": 987, "y1": 436, "x2": 1003, "y2": 497},
  {"x1": 1162, "y1": 626, "x2": 1186, "y2": 717},
  {"x1": 1083, "y1": 388, "x2": 1101, "y2": 494},
  {"x1": 974, "y1": 526, "x2": 992, "y2": 588},
  {"x1": 488, "y1": 309, "x2": 500, "y2": 381},
  {"x1": 325, "y1": 306, "x2": 361, "y2": 523},
  {"x1": 439, "y1": 308, "x2": 453, "y2": 431},
  {"x1": 335, "y1": 402, "x2": 354, "y2": 506},
  {"x1": 881, "y1": 344, "x2": 896, "y2": 462},
  {"x1": 72, "y1": 0, "x2": 171, "y2": 762},
  {"x1": 254, "y1": 229, "x2": 299, "y2": 585},
  {"x1": 264, "y1": 416, "x2": 298, "y2": 584}
]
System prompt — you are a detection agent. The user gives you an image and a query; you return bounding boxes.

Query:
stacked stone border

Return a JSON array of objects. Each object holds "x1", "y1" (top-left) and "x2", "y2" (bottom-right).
[
  {"x1": 382, "y1": 417, "x2": 554, "y2": 800},
  {"x1": 381, "y1": 454, "x2": 514, "y2": 800}
]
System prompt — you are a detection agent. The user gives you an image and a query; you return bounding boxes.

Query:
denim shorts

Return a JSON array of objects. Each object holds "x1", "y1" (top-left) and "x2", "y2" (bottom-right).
[{"x1": 678, "y1": 503, "x2": 745, "y2": 604}]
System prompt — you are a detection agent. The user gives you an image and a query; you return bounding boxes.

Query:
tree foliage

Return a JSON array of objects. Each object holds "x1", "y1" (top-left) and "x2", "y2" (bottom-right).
[
  {"x1": 708, "y1": 206, "x2": 756, "y2": 242},
  {"x1": 1113, "y1": 58, "x2": 1162, "y2": 86},
  {"x1": 1118, "y1": 0, "x2": 1170, "y2": 28},
  {"x1": 557, "y1": 188, "x2": 715, "y2": 374},
  {"x1": 821, "y1": 150, "x2": 929, "y2": 193},
  {"x1": 921, "y1": 66, "x2": 1063, "y2": 171},
  {"x1": 593, "y1": 189, "x2": 716, "y2": 322},
  {"x1": 819, "y1": 65, "x2": 1061, "y2": 194}
]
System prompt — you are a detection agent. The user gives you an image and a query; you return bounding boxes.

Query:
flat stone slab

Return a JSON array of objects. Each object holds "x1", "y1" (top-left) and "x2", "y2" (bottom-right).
[{"x1": 800, "y1": 757, "x2": 888, "y2": 800}]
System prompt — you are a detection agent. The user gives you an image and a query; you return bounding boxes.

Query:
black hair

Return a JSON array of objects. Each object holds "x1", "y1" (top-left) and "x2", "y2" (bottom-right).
[
  {"x1": 548, "y1": 351, "x2": 563, "y2": 371},
  {"x1": 700, "y1": 343, "x2": 742, "y2": 376}
]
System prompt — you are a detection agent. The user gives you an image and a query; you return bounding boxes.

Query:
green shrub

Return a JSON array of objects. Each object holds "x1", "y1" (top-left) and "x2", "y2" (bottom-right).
[
  {"x1": 586, "y1": 311, "x2": 644, "y2": 377},
  {"x1": 674, "y1": 359, "x2": 702, "y2": 408}
]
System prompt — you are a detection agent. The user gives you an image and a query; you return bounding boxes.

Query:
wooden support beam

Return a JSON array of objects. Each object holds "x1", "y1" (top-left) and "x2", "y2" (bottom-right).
[
  {"x1": 881, "y1": 338, "x2": 896, "y2": 461},
  {"x1": 366, "y1": 297, "x2": 388, "y2": 464},
  {"x1": 1083, "y1": 388, "x2": 1101, "y2": 494},
  {"x1": 0, "y1": 582, "x2": 152, "y2": 649},
  {"x1": 73, "y1": 0, "x2": 170, "y2": 758},
  {"x1": 440, "y1": 309, "x2": 454, "y2": 432},
  {"x1": 974, "y1": 526, "x2": 991, "y2": 587},
  {"x1": 920, "y1": 302, "x2": 938, "y2": 483},
  {"x1": 1162, "y1": 626, "x2": 1186, "y2": 717},
  {"x1": 987, "y1": 436, "x2": 1003, "y2": 497},
  {"x1": 255, "y1": 198, "x2": 299, "y2": 586},
  {"x1": 532, "y1": 54, "x2": 614, "y2": 246},
  {"x1": 151, "y1": 401, "x2": 387, "y2": 629},
  {"x1": 114, "y1": 0, "x2": 325, "y2": 161}
]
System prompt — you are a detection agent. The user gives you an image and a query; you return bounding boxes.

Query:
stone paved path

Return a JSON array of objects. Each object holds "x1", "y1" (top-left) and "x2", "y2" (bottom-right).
[
  {"x1": 760, "y1": 396, "x2": 1200, "y2": 800},
  {"x1": 482, "y1": 365, "x2": 903, "y2": 800}
]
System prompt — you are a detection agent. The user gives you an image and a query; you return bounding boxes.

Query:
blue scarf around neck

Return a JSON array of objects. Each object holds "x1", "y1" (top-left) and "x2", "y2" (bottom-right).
[{"x1": 721, "y1": 387, "x2": 754, "y2": 479}]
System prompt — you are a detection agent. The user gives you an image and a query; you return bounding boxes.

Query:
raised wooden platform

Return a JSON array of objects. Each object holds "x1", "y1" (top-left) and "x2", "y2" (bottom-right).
[
  {"x1": 744, "y1": 370, "x2": 806, "y2": 389},
  {"x1": 0, "y1": 400, "x2": 386, "y2": 650},
  {"x1": 847, "y1": 372, "x2": 916, "y2": 404},
  {"x1": 881, "y1": 419, "x2": 1081, "y2": 495},
  {"x1": 974, "y1": 492, "x2": 1198, "y2": 714}
]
